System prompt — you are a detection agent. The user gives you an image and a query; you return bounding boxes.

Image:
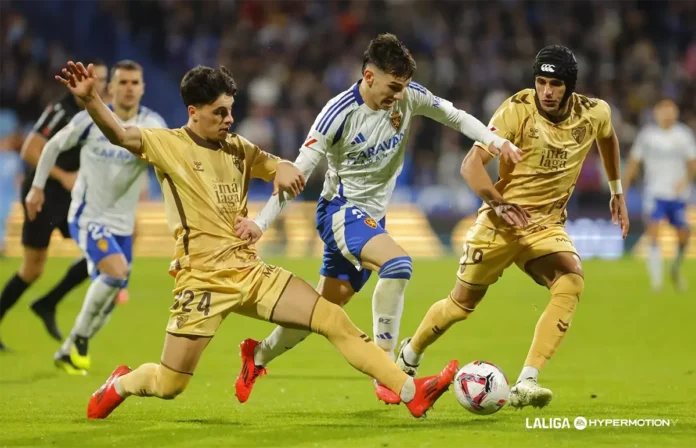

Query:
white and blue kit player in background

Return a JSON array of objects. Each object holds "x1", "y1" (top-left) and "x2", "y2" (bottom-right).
[
  {"x1": 232, "y1": 33, "x2": 521, "y2": 403},
  {"x1": 624, "y1": 99, "x2": 696, "y2": 292},
  {"x1": 25, "y1": 60, "x2": 166, "y2": 374}
]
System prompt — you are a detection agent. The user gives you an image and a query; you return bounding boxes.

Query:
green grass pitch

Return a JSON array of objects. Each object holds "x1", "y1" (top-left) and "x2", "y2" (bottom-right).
[{"x1": 0, "y1": 256, "x2": 694, "y2": 447}]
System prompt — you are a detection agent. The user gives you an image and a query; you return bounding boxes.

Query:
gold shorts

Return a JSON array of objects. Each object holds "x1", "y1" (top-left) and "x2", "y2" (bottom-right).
[
  {"x1": 166, "y1": 262, "x2": 293, "y2": 337},
  {"x1": 456, "y1": 223, "x2": 579, "y2": 289}
]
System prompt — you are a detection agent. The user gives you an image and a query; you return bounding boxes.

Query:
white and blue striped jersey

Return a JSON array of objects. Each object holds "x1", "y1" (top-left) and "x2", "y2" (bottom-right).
[
  {"x1": 33, "y1": 106, "x2": 166, "y2": 235},
  {"x1": 254, "y1": 80, "x2": 507, "y2": 230},
  {"x1": 630, "y1": 123, "x2": 696, "y2": 201}
]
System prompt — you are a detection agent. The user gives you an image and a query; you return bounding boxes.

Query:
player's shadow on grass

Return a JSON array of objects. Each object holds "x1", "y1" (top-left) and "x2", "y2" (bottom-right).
[
  {"x1": 0, "y1": 371, "x2": 57, "y2": 385},
  {"x1": 268, "y1": 374, "x2": 365, "y2": 381},
  {"x1": 173, "y1": 418, "x2": 240, "y2": 425}
]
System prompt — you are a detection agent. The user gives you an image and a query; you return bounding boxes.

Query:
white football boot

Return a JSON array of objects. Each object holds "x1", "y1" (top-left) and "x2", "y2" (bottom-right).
[{"x1": 509, "y1": 378, "x2": 553, "y2": 409}]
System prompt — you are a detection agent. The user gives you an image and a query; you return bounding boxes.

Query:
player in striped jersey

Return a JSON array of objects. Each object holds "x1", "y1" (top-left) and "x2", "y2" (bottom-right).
[{"x1": 233, "y1": 33, "x2": 521, "y2": 404}]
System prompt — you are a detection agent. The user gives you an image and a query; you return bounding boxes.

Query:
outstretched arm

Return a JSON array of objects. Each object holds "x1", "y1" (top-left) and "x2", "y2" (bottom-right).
[
  {"x1": 410, "y1": 85, "x2": 522, "y2": 163},
  {"x1": 56, "y1": 61, "x2": 142, "y2": 154},
  {"x1": 597, "y1": 128, "x2": 630, "y2": 238},
  {"x1": 461, "y1": 145, "x2": 530, "y2": 228},
  {"x1": 235, "y1": 151, "x2": 320, "y2": 243}
]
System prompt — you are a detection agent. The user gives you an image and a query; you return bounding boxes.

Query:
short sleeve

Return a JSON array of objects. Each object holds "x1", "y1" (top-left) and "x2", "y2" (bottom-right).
[
  {"x1": 595, "y1": 100, "x2": 613, "y2": 139},
  {"x1": 138, "y1": 128, "x2": 180, "y2": 173},
  {"x1": 474, "y1": 95, "x2": 521, "y2": 149},
  {"x1": 630, "y1": 130, "x2": 647, "y2": 161},
  {"x1": 249, "y1": 145, "x2": 280, "y2": 181},
  {"x1": 683, "y1": 128, "x2": 696, "y2": 160}
]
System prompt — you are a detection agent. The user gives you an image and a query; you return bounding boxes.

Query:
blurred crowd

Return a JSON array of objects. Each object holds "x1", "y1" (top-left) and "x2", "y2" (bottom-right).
[{"x1": 1, "y1": 0, "x2": 695, "y2": 197}]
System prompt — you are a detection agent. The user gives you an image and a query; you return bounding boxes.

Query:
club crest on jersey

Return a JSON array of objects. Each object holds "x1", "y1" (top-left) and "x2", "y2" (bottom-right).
[
  {"x1": 571, "y1": 125, "x2": 587, "y2": 144},
  {"x1": 390, "y1": 111, "x2": 402, "y2": 130},
  {"x1": 193, "y1": 161, "x2": 204, "y2": 172},
  {"x1": 528, "y1": 127, "x2": 539, "y2": 139},
  {"x1": 97, "y1": 238, "x2": 109, "y2": 252},
  {"x1": 364, "y1": 218, "x2": 378, "y2": 229}
]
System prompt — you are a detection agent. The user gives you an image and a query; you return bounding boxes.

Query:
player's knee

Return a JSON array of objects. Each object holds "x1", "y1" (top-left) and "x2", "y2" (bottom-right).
[
  {"x1": 450, "y1": 282, "x2": 487, "y2": 311},
  {"x1": 310, "y1": 298, "x2": 357, "y2": 339},
  {"x1": 155, "y1": 365, "x2": 191, "y2": 400},
  {"x1": 98, "y1": 274, "x2": 128, "y2": 289},
  {"x1": 550, "y1": 273, "x2": 584, "y2": 309},
  {"x1": 378, "y1": 256, "x2": 413, "y2": 280}
]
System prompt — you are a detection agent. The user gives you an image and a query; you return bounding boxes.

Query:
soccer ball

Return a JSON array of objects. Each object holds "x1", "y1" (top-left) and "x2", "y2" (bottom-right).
[{"x1": 453, "y1": 360, "x2": 510, "y2": 415}]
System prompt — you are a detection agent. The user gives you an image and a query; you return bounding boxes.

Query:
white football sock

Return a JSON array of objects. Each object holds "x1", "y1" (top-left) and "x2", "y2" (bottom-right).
[
  {"x1": 403, "y1": 341, "x2": 423, "y2": 366},
  {"x1": 517, "y1": 366, "x2": 540, "y2": 383},
  {"x1": 647, "y1": 243, "x2": 663, "y2": 290},
  {"x1": 399, "y1": 377, "x2": 416, "y2": 403},
  {"x1": 59, "y1": 275, "x2": 123, "y2": 355},
  {"x1": 254, "y1": 326, "x2": 310, "y2": 367},
  {"x1": 372, "y1": 278, "x2": 407, "y2": 359}
]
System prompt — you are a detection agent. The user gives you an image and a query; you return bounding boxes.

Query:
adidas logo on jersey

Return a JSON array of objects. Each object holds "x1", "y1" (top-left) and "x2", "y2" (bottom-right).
[
  {"x1": 540, "y1": 64, "x2": 555, "y2": 72},
  {"x1": 351, "y1": 132, "x2": 367, "y2": 145}
]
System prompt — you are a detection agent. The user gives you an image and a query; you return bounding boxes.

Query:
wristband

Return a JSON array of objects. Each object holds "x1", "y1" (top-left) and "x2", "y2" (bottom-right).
[{"x1": 608, "y1": 179, "x2": 623, "y2": 195}]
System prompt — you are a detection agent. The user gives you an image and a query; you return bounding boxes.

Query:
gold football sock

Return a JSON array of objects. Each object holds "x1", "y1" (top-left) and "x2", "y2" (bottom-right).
[
  {"x1": 524, "y1": 273, "x2": 583, "y2": 370},
  {"x1": 410, "y1": 295, "x2": 473, "y2": 355},
  {"x1": 117, "y1": 363, "x2": 191, "y2": 399},
  {"x1": 310, "y1": 298, "x2": 408, "y2": 397}
]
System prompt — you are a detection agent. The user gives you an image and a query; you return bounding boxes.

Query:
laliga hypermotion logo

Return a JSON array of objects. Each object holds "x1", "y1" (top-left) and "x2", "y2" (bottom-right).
[{"x1": 526, "y1": 416, "x2": 679, "y2": 430}]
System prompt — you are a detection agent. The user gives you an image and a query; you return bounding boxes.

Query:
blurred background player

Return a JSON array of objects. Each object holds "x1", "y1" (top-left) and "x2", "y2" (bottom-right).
[
  {"x1": 396, "y1": 45, "x2": 630, "y2": 409},
  {"x1": 51, "y1": 61, "x2": 457, "y2": 419},
  {"x1": 233, "y1": 33, "x2": 520, "y2": 403},
  {"x1": 25, "y1": 60, "x2": 166, "y2": 374},
  {"x1": 624, "y1": 99, "x2": 696, "y2": 292},
  {"x1": 0, "y1": 60, "x2": 108, "y2": 351}
]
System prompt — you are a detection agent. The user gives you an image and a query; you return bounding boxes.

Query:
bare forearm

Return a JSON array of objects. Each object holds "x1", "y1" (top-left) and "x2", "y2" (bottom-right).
[
  {"x1": 83, "y1": 95, "x2": 129, "y2": 146},
  {"x1": 461, "y1": 148, "x2": 504, "y2": 205},
  {"x1": 622, "y1": 158, "x2": 641, "y2": 190},
  {"x1": 597, "y1": 132, "x2": 621, "y2": 182},
  {"x1": 81, "y1": 95, "x2": 143, "y2": 153},
  {"x1": 688, "y1": 160, "x2": 696, "y2": 180}
]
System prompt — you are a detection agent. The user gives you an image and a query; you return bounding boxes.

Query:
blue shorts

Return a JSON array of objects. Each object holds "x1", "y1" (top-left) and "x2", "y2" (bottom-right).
[
  {"x1": 69, "y1": 221, "x2": 133, "y2": 282},
  {"x1": 648, "y1": 199, "x2": 688, "y2": 229},
  {"x1": 316, "y1": 197, "x2": 386, "y2": 292}
]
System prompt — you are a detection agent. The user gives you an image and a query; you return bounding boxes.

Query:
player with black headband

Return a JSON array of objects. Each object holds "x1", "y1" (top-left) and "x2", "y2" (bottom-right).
[{"x1": 397, "y1": 45, "x2": 629, "y2": 409}]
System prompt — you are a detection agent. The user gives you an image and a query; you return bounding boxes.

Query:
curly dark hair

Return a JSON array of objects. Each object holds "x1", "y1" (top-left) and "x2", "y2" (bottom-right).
[
  {"x1": 362, "y1": 33, "x2": 417, "y2": 79},
  {"x1": 180, "y1": 65, "x2": 237, "y2": 107}
]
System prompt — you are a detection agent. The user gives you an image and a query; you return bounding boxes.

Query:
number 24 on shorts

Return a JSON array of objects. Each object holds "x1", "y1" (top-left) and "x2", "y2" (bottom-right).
[{"x1": 172, "y1": 290, "x2": 212, "y2": 316}]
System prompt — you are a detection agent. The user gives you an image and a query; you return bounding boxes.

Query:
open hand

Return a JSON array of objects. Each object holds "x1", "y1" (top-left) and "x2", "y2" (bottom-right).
[
  {"x1": 55, "y1": 61, "x2": 98, "y2": 102},
  {"x1": 610, "y1": 194, "x2": 630, "y2": 239}
]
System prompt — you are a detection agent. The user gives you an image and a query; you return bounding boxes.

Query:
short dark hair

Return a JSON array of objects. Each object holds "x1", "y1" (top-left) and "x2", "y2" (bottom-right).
[
  {"x1": 180, "y1": 65, "x2": 237, "y2": 107},
  {"x1": 362, "y1": 33, "x2": 417, "y2": 79},
  {"x1": 110, "y1": 60, "x2": 143, "y2": 79}
]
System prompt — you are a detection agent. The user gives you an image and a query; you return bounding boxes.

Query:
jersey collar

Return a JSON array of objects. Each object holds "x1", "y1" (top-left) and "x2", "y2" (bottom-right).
[
  {"x1": 184, "y1": 126, "x2": 222, "y2": 151},
  {"x1": 353, "y1": 80, "x2": 365, "y2": 106}
]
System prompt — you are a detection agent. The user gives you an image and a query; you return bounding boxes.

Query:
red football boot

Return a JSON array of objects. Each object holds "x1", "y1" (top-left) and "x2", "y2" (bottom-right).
[
  {"x1": 87, "y1": 365, "x2": 132, "y2": 419},
  {"x1": 116, "y1": 289, "x2": 130, "y2": 305},
  {"x1": 375, "y1": 381, "x2": 402, "y2": 405},
  {"x1": 405, "y1": 360, "x2": 459, "y2": 418},
  {"x1": 235, "y1": 339, "x2": 267, "y2": 403}
]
